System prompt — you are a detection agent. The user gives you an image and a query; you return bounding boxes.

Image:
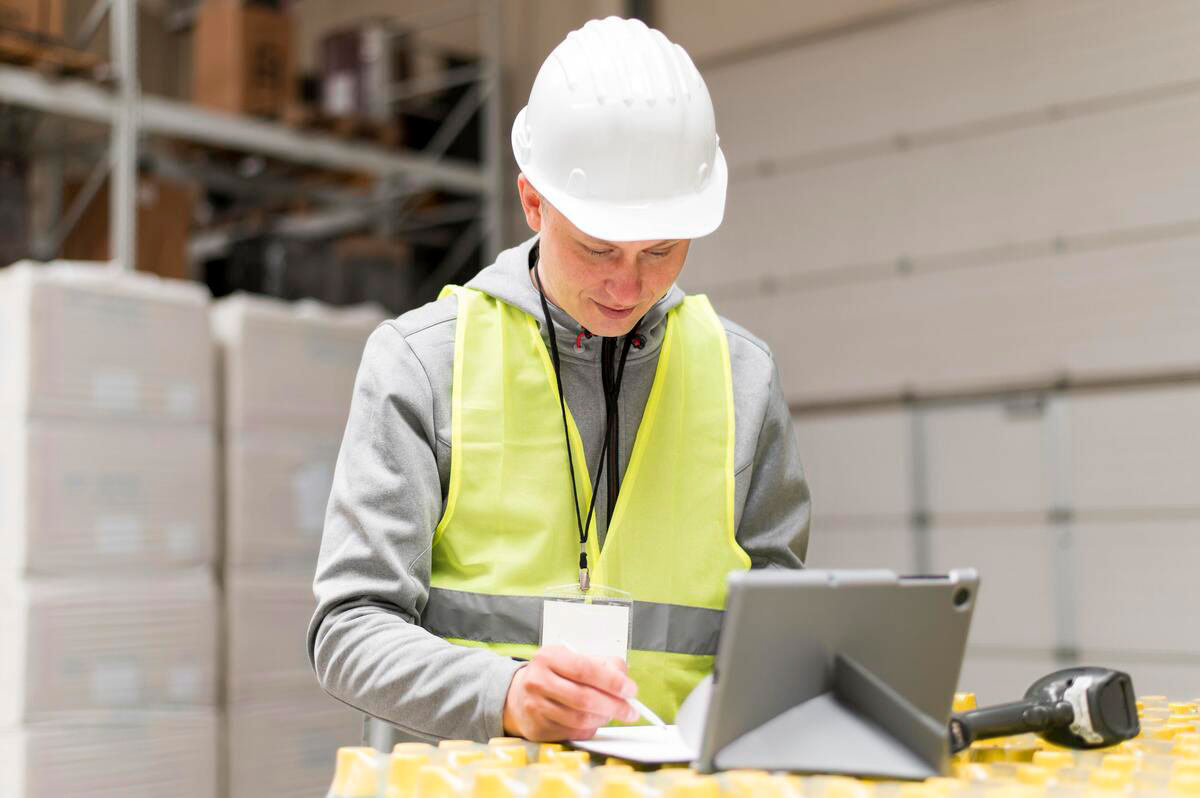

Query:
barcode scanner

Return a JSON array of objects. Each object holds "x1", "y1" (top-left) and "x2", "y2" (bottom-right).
[{"x1": 949, "y1": 667, "x2": 1140, "y2": 753}]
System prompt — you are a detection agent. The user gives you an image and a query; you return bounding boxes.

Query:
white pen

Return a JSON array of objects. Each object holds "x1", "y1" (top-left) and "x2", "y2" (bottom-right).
[{"x1": 561, "y1": 643, "x2": 665, "y2": 727}]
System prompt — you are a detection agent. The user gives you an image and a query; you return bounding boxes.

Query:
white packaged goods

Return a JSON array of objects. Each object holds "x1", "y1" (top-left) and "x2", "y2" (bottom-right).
[
  {"x1": 226, "y1": 574, "x2": 324, "y2": 703},
  {"x1": 212, "y1": 294, "x2": 386, "y2": 432},
  {"x1": 0, "y1": 418, "x2": 216, "y2": 575},
  {"x1": 0, "y1": 709, "x2": 218, "y2": 798},
  {"x1": 0, "y1": 262, "x2": 214, "y2": 424},
  {"x1": 224, "y1": 425, "x2": 340, "y2": 571},
  {"x1": 0, "y1": 573, "x2": 218, "y2": 723},
  {"x1": 227, "y1": 698, "x2": 362, "y2": 798}
]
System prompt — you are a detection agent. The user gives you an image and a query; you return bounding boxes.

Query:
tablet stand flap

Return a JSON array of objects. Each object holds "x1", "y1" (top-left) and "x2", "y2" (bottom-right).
[{"x1": 711, "y1": 653, "x2": 949, "y2": 780}]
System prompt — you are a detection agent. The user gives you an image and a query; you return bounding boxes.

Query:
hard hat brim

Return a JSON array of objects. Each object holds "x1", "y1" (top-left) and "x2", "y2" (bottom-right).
[{"x1": 512, "y1": 108, "x2": 728, "y2": 243}]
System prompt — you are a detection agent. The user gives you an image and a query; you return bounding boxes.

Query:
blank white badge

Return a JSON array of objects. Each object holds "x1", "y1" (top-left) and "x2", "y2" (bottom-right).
[{"x1": 541, "y1": 599, "x2": 630, "y2": 662}]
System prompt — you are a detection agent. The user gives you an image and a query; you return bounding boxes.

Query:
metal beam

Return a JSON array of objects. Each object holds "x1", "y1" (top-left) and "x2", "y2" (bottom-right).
[{"x1": 0, "y1": 67, "x2": 489, "y2": 193}]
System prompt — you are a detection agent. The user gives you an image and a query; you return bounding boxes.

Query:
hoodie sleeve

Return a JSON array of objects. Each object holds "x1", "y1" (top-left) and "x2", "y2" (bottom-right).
[
  {"x1": 735, "y1": 350, "x2": 811, "y2": 569},
  {"x1": 306, "y1": 323, "x2": 523, "y2": 742}
]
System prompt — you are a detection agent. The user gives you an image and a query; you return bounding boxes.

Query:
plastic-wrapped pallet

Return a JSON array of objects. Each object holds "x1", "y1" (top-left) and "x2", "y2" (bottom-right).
[
  {"x1": 0, "y1": 418, "x2": 216, "y2": 575},
  {"x1": 0, "y1": 572, "x2": 219, "y2": 724},
  {"x1": 0, "y1": 710, "x2": 218, "y2": 798},
  {"x1": 0, "y1": 261, "x2": 214, "y2": 424},
  {"x1": 228, "y1": 698, "x2": 363, "y2": 798},
  {"x1": 226, "y1": 574, "x2": 323, "y2": 703},
  {"x1": 211, "y1": 293, "x2": 387, "y2": 434},
  {"x1": 224, "y1": 425, "x2": 340, "y2": 570}
]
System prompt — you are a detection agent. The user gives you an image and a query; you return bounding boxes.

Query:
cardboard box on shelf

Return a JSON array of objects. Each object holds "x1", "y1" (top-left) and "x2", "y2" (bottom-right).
[
  {"x1": 0, "y1": 418, "x2": 216, "y2": 576},
  {"x1": 0, "y1": 573, "x2": 219, "y2": 724},
  {"x1": 0, "y1": 709, "x2": 219, "y2": 798},
  {"x1": 211, "y1": 293, "x2": 384, "y2": 432},
  {"x1": 0, "y1": 0, "x2": 64, "y2": 40},
  {"x1": 61, "y1": 176, "x2": 196, "y2": 281},
  {"x1": 0, "y1": 261, "x2": 214, "y2": 424},
  {"x1": 192, "y1": 0, "x2": 293, "y2": 118}
]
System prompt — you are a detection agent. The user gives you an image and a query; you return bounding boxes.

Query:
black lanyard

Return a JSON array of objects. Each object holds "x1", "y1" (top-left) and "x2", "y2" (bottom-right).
[{"x1": 532, "y1": 260, "x2": 638, "y2": 592}]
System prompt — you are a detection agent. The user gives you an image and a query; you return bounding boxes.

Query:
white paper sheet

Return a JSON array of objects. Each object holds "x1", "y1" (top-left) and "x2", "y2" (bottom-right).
[{"x1": 569, "y1": 725, "x2": 696, "y2": 764}]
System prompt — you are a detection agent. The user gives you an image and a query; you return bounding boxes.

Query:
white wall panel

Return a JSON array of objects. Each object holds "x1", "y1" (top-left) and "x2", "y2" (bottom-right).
[
  {"x1": 1073, "y1": 520, "x2": 1200, "y2": 655},
  {"x1": 698, "y1": 90, "x2": 1200, "y2": 288},
  {"x1": 924, "y1": 403, "x2": 1048, "y2": 517},
  {"x1": 1067, "y1": 386, "x2": 1200, "y2": 513},
  {"x1": 720, "y1": 235, "x2": 1200, "y2": 403},
  {"x1": 804, "y1": 525, "x2": 912, "y2": 571},
  {"x1": 928, "y1": 525, "x2": 1058, "y2": 650},
  {"x1": 1078, "y1": 656, "x2": 1200, "y2": 702},
  {"x1": 957, "y1": 650, "x2": 1060, "y2": 707},
  {"x1": 705, "y1": 0, "x2": 1200, "y2": 165},
  {"x1": 793, "y1": 410, "x2": 910, "y2": 522}
]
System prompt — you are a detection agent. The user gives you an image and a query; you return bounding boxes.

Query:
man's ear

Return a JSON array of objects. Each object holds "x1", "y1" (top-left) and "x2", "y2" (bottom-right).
[{"x1": 517, "y1": 174, "x2": 544, "y2": 233}]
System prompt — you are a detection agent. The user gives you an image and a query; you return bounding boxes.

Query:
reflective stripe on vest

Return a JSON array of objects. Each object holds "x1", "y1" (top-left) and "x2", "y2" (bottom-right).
[
  {"x1": 426, "y1": 284, "x2": 749, "y2": 723},
  {"x1": 422, "y1": 587, "x2": 724, "y2": 655}
]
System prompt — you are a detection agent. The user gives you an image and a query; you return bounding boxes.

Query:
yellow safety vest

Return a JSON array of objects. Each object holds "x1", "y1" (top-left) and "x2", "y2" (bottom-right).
[{"x1": 423, "y1": 285, "x2": 750, "y2": 723}]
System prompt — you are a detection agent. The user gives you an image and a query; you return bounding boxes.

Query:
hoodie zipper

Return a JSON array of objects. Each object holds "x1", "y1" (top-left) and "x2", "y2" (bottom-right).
[{"x1": 601, "y1": 336, "x2": 620, "y2": 531}]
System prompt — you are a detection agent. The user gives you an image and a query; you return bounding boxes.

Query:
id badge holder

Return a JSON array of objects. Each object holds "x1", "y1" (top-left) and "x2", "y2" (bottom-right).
[{"x1": 540, "y1": 583, "x2": 633, "y2": 662}]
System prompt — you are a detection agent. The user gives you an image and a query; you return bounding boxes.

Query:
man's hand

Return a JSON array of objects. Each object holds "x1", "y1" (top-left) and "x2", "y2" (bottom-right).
[{"x1": 502, "y1": 645, "x2": 640, "y2": 741}]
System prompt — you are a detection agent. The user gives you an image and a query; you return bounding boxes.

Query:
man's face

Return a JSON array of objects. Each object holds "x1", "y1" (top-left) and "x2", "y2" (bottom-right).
[{"x1": 518, "y1": 175, "x2": 690, "y2": 337}]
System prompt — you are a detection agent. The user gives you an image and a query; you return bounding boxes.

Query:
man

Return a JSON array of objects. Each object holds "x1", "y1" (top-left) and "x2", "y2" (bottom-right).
[{"x1": 308, "y1": 16, "x2": 809, "y2": 743}]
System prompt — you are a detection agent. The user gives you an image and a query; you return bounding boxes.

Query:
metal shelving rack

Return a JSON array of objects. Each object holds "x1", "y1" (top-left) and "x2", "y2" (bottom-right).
[{"x1": 0, "y1": 0, "x2": 505, "y2": 280}]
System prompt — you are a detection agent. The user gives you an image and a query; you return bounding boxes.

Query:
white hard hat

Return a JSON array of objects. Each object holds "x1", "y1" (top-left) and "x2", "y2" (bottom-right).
[{"x1": 512, "y1": 16, "x2": 727, "y2": 242}]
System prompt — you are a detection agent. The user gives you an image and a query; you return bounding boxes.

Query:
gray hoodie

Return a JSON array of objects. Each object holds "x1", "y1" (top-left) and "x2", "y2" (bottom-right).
[{"x1": 307, "y1": 235, "x2": 810, "y2": 742}]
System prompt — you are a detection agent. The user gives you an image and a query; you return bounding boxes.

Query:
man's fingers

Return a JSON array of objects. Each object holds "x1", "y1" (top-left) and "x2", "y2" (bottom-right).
[
  {"x1": 531, "y1": 667, "x2": 637, "y2": 723},
  {"x1": 539, "y1": 646, "x2": 636, "y2": 699}
]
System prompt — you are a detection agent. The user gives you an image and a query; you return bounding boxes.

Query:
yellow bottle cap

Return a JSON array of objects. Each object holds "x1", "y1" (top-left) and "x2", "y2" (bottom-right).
[
  {"x1": 488, "y1": 737, "x2": 525, "y2": 747},
  {"x1": 726, "y1": 771, "x2": 782, "y2": 798},
  {"x1": 446, "y1": 749, "x2": 487, "y2": 768},
  {"x1": 822, "y1": 776, "x2": 874, "y2": 798},
  {"x1": 1089, "y1": 769, "x2": 1130, "y2": 789},
  {"x1": 664, "y1": 774, "x2": 721, "y2": 798},
  {"x1": 1158, "y1": 724, "x2": 1198, "y2": 741},
  {"x1": 392, "y1": 742, "x2": 434, "y2": 754},
  {"x1": 330, "y1": 747, "x2": 381, "y2": 798},
  {"x1": 545, "y1": 750, "x2": 590, "y2": 771},
  {"x1": 897, "y1": 785, "x2": 936, "y2": 798},
  {"x1": 1172, "y1": 704, "x2": 1199, "y2": 715},
  {"x1": 1176, "y1": 733, "x2": 1200, "y2": 748},
  {"x1": 596, "y1": 773, "x2": 644, "y2": 798},
  {"x1": 1017, "y1": 766, "x2": 1051, "y2": 786},
  {"x1": 490, "y1": 745, "x2": 528, "y2": 767},
  {"x1": 474, "y1": 768, "x2": 522, "y2": 798},
  {"x1": 1171, "y1": 716, "x2": 1200, "y2": 727},
  {"x1": 439, "y1": 740, "x2": 477, "y2": 750},
  {"x1": 538, "y1": 743, "x2": 565, "y2": 763},
  {"x1": 388, "y1": 752, "x2": 431, "y2": 798},
  {"x1": 1101, "y1": 754, "x2": 1139, "y2": 774},
  {"x1": 604, "y1": 758, "x2": 633, "y2": 768},
  {"x1": 1176, "y1": 761, "x2": 1200, "y2": 778},
  {"x1": 1171, "y1": 775, "x2": 1200, "y2": 797},
  {"x1": 953, "y1": 693, "x2": 978, "y2": 712},
  {"x1": 1030, "y1": 750, "x2": 1072, "y2": 771},
  {"x1": 926, "y1": 777, "x2": 968, "y2": 795},
  {"x1": 416, "y1": 765, "x2": 466, "y2": 798},
  {"x1": 533, "y1": 770, "x2": 589, "y2": 798}
]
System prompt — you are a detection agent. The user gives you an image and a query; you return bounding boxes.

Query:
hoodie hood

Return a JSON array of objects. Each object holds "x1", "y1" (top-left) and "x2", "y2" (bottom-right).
[{"x1": 465, "y1": 235, "x2": 685, "y2": 362}]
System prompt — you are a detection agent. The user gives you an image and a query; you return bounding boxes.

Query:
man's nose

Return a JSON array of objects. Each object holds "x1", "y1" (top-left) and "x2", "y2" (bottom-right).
[{"x1": 604, "y1": 257, "x2": 642, "y2": 306}]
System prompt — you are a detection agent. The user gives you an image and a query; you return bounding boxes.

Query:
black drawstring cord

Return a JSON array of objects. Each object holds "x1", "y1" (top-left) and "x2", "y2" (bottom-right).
[{"x1": 532, "y1": 261, "x2": 641, "y2": 591}]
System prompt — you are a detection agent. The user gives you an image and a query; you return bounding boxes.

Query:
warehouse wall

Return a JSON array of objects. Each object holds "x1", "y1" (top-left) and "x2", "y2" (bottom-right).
[{"x1": 669, "y1": 0, "x2": 1200, "y2": 704}]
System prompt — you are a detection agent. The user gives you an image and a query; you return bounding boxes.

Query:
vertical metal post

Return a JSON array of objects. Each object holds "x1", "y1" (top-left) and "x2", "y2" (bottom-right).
[
  {"x1": 908, "y1": 402, "x2": 932, "y2": 575},
  {"x1": 478, "y1": 0, "x2": 505, "y2": 259},
  {"x1": 1043, "y1": 392, "x2": 1080, "y2": 666},
  {"x1": 110, "y1": 0, "x2": 139, "y2": 271}
]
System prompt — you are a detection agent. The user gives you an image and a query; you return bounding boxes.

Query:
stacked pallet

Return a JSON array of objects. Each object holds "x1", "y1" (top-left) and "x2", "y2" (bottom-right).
[
  {"x1": 212, "y1": 293, "x2": 386, "y2": 798},
  {"x1": 0, "y1": 262, "x2": 219, "y2": 798}
]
